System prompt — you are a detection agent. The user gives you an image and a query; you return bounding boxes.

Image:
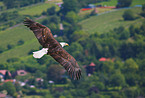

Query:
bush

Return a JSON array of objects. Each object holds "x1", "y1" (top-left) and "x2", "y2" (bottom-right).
[
  {"x1": 7, "y1": 44, "x2": 14, "y2": 50},
  {"x1": 116, "y1": 0, "x2": 132, "y2": 8},
  {"x1": 140, "y1": 12, "x2": 145, "y2": 17},
  {"x1": 0, "y1": 47, "x2": 5, "y2": 53},
  {"x1": 17, "y1": 39, "x2": 24, "y2": 45},
  {"x1": 47, "y1": 6, "x2": 56, "y2": 15},
  {"x1": 7, "y1": 57, "x2": 20, "y2": 63},
  {"x1": 142, "y1": 4, "x2": 145, "y2": 11},
  {"x1": 123, "y1": 10, "x2": 136, "y2": 20}
]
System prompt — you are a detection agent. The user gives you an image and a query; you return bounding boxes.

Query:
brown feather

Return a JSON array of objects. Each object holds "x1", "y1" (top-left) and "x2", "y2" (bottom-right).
[{"x1": 24, "y1": 18, "x2": 81, "y2": 80}]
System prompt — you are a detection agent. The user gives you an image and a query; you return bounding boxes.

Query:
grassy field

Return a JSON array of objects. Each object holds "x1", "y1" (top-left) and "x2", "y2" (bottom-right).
[
  {"x1": 96, "y1": 0, "x2": 117, "y2": 6},
  {"x1": 0, "y1": 2, "x2": 59, "y2": 16},
  {"x1": 96, "y1": 0, "x2": 145, "y2": 7},
  {"x1": 19, "y1": 3, "x2": 59, "y2": 16},
  {"x1": 0, "y1": 25, "x2": 41, "y2": 62},
  {"x1": 79, "y1": 7, "x2": 144, "y2": 34},
  {"x1": 0, "y1": 2, "x2": 4, "y2": 6}
]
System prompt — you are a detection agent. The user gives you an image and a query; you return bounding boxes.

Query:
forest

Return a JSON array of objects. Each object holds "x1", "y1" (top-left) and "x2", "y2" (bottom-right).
[{"x1": 0, "y1": 0, "x2": 145, "y2": 98}]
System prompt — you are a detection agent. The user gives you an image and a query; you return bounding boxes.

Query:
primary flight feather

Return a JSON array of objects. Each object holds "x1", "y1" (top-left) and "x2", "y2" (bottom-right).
[{"x1": 23, "y1": 18, "x2": 81, "y2": 80}]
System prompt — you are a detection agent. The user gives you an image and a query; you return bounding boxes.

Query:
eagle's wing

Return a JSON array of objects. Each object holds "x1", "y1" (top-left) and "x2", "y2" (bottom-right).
[
  {"x1": 24, "y1": 18, "x2": 52, "y2": 48},
  {"x1": 24, "y1": 18, "x2": 81, "y2": 80}
]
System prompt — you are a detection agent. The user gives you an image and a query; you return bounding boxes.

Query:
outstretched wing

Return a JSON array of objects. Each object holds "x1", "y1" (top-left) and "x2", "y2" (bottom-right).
[
  {"x1": 24, "y1": 18, "x2": 52, "y2": 48},
  {"x1": 24, "y1": 18, "x2": 81, "y2": 80}
]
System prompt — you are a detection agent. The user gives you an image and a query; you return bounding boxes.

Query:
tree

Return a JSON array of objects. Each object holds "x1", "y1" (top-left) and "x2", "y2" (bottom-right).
[
  {"x1": 124, "y1": 58, "x2": 139, "y2": 72},
  {"x1": 17, "y1": 39, "x2": 24, "y2": 45},
  {"x1": 7, "y1": 44, "x2": 14, "y2": 50},
  {"x1": 142, "y1": 4, "x2": 145, "y2": 11},
  {"x1": 47, "y1": 64, "x2": 63, "y2": 83},
  {"x1": 0, "y1": 47, "x2": 4, "y2": 53},
  {"x1": 60, "y1": 0, "x2": 79, "y2": 14},
  {"x1": 116, "y1": 0, "x2": 132, "y2": 8},
  {"x1": 49, "y1": 15, "x2": 60, "y2": 24},
  {"x1": 65, "y1": 11, "x2": 79, "y2": 24},
  {"x1": 4, "y1": 71, "x2": 11, "y2": 80},
  {"x1": 129, "y1": 25, "x2": 136, "y2": 37},
  {"x1": 7, "y1": 57, "x2": 19, "y2": 63},
  {"x1": 123, "y1": 10, "x2": 135, "y2": 20},
  {"x1": 46, "y1": 6, "x2": 56, "y2": 15},
  {"x1": 119, "y1": 30, "x2": 130, "y2": 40},
  {"x1": 3, "y1": 82, "x2": 17, "y2": 97},
  {"x1": 110, "y1": 73, "x2": 126, "y2": 87},
  {"x1": 3, "y1": 0, "x2": 15, "y2": 9},
  {"x1": 70, "y1": 30, "x2": 88, "y2": 42}
]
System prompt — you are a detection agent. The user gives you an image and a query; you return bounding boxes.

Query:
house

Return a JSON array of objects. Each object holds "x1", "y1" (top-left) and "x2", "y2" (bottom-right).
[
  {"x1": 13, "y1": 70, "x2": 27, "y2": 77},
  {"x1": 0, "y1": 70, "x2": 12, "y2": 79},
  {"x1": 86, "y1": 62, "x2": 96, "y2": 75},
  {"x1": 0, "y1": 93, "x2": 6, "y2": 98}
]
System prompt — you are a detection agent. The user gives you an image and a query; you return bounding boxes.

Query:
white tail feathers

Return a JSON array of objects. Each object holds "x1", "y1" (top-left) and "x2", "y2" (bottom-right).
[{"x1": 33, "y1": 48, "x2": 48, "y2": 58}]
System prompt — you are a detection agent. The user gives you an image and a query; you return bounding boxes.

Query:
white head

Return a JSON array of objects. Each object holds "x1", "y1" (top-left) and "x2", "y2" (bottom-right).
[{"x1": 60, "y1": 42, "x2": 69, "y2": 47}]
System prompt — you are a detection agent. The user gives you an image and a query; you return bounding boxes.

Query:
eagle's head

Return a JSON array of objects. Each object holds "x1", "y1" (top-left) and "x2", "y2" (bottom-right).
[{"x1": 60, "y1": 42, "x2": 69, "y2": 47}]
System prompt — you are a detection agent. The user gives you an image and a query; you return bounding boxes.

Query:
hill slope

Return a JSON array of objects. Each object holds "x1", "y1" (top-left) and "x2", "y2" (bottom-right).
[
  {"x1": 0, "y1": 6, "x2": 144, "y2": 63},
  {"x1": 79, "y1": 7, "x2": 143, "y2": 34}
]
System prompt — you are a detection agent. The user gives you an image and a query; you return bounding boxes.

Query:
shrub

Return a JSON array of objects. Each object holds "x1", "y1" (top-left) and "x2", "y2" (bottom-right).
[
  {"x1": 7, "y1": 44, "x2": 14, "y2": 50},
  {"x1": 7, "y1": 57, "x2": 20, "y2": 63},
  {"x1": 17, "y1": 39, "x2": 24, "y2": 45},
  {"x1": 0, "y1": 47, "x2": 4, "y2": 53},
  {"x1": 123, "y1": 10, "x2": 135, "y2": 20},
  {"x1": 116, "y1": 0, "x2": 132, "y2": 8}
]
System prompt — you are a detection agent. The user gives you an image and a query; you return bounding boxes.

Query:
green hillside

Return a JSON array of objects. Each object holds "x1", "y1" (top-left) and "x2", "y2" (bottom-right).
[
  {"x1": 0, "y1": 6, "x2": 144, "y2": 63},
  {"x1": 96, "y1": 0, "x2": 145, "y2": 6},
  {"x1": 0, "y1": 25, "x2": 40, "y2": 62},
  {"x1": 0, "y1": 7, "x2": 143, "y2": 63},
  {"x1": 80, "y1": 7, "x2": 143, "y2": 33}
]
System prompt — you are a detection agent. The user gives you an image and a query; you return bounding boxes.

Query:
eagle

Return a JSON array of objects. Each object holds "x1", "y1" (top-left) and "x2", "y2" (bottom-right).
[{"x1": 24, "y1": 18, "x2": 81, "y2": 80}]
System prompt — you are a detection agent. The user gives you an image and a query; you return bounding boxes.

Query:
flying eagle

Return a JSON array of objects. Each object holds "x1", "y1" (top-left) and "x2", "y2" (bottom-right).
[{"x1": 24, "y1": 18, "x2": 81, "y2": 80}]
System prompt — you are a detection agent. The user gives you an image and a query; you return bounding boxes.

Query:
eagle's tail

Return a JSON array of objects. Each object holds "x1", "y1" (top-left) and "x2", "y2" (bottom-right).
[{"x1": 33, "y1": 48, "x2": 48, "y2": 58}]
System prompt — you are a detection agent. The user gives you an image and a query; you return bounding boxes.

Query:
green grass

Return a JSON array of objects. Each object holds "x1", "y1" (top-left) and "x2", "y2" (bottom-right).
[
  {"x1": 19, "y1": 3, "x2": 58, "y2": 16},
  {"x1": 79, "y1": 7, "x2": 144, "y2": 34},
  {"x1": 0, "y1": 25, "x2": 41, "y2": 62},
  {"x1": 96, "y1": 0, "x2": 145, "y2": 6},
  {"x1": 131, "y1": 0, "x2": 145, "y2": 6},
  {"x1": 0, "y1": 2, "x2": 4, "y2": 6},
  {"x1": 96, "y1": 0, "x2": 117, "y2": 6},
  {"x1": 0, "y1": 26, "x2": 34, "y2": 49},
  {"x1": 0, "y1": 2, "x2": 59, "y2": 16}
]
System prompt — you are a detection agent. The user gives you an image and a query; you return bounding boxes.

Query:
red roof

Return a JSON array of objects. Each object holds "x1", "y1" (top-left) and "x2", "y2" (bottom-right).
[
  {"x1": 0, "y1": 93, "x2": 6, "y2": 98},
  {"x1": 99, "y1": 57, "x2": 115, "y2": 62},
  {"x1": 0, "y1": 70, "x2": 11, "y2": 76},
  {"x1": 81, "y1": 8, "x2": 92, "y2": 11},
  {"x1": 99, "y1": 57, "x2": 107, "y2": 61},
  {"x1": 89, "y1": 62, "x2": 96, "y2": 66},
  {"x1": 4, "y1": 79, "x2": 13, "y2": 83}
]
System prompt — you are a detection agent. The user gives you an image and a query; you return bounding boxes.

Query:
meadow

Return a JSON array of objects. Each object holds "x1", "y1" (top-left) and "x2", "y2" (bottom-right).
[
  {"x1": 80, "y1": 7, "x2": 143, "y2": 33},
  {"x1": 96, "y1": 0, "x2": 145, "y2": 6}
]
